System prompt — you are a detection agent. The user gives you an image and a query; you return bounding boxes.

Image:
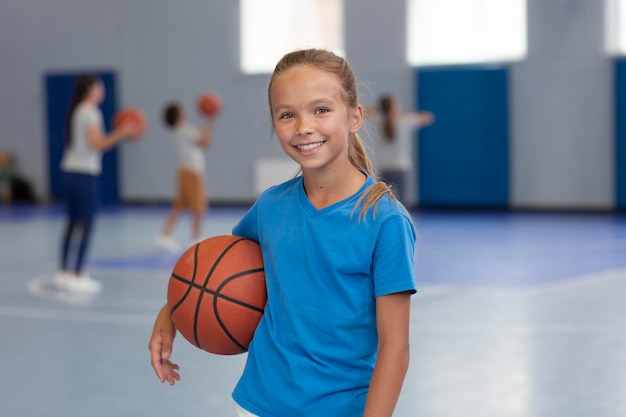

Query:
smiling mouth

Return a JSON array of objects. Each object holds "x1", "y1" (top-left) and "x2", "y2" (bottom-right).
[{"x1": 296, "y1": 141, "x2": 325, "y2": 151}]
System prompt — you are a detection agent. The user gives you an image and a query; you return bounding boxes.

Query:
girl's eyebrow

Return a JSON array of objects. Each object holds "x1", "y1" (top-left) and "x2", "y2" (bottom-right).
[
  {"x1": 271, "y1": 97, "x2": 336, "y2": 114},
  {"x1": 310, "y1": 98, "x2": 334, "y2": 106},
  {"x1": 272, "y1": 104, "x2": 291, "y2": 114}
]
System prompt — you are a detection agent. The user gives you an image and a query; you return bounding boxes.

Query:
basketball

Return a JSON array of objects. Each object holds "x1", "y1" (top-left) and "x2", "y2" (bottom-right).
[
  {"x1": 197, "y1": 92, "x2": 222, "y2": 117},
  {"x1": 167, "y1": 235, "x2": 266, "y2": 355},
  {"x1": 112, "y1": 108, "x2": 147, "y2": 139}
]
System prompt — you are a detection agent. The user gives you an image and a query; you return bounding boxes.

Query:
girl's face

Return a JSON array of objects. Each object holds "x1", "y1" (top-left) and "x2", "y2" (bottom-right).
[
  {"x1": 177, "y1": 106, "x2": 186, "y2": 124},
  {"x1": 87, "y1": 81, "x2": 105, "y2": 104},
  {"x1": 269, "y1": 65, "x2": 362, "y2": 175}
]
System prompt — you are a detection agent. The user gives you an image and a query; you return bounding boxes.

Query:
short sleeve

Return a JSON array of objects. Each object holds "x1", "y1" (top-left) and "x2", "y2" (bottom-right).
[
  {"x1": 183, "y1": 124, "x2": 200, "y2": 143},
  {"x1": 232, "y1": 200, "x2": 260, "y2": 243},
  {"x1": 372, "y1": 214, "x2": 417, "y2": 297},
  {"x1": 84, "y1": 106, "x2": 102, "y2": 129}
]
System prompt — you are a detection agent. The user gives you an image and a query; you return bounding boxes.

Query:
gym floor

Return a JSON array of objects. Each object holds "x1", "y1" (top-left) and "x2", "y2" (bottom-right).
[{"x1": 1, "y1": 205, "x2": 625, "y2": 417}]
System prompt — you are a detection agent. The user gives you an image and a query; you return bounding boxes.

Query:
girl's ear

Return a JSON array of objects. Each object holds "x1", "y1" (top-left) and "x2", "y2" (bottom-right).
[{"x1": 349, "y1": 105, "x2": 364, "y2": 133}]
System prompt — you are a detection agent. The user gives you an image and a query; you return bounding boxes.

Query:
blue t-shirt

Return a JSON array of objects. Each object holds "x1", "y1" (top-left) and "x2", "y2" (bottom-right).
[{"x1": 232, "y1": 175, "x2": 417, "y2": 417}]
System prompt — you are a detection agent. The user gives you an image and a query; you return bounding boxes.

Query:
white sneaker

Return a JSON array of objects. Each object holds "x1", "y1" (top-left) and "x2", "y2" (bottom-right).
[
  {"x1": 64, "y1": 274, "x2": 102, "y2": 294},
  {"x1": 53, "y1": 271, "x2": 73, "y2": 290},
  {"x1": 156, "y1": 234, "x2": 181, "y2": 252}
]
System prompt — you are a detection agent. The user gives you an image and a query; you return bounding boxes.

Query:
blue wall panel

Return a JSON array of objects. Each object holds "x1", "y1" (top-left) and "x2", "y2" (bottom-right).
[
  {"x1": 417, "y1": 67, "x2": 509, "y2": 208},
  {"x1": 616, "y1": 60, "x2": 626, "y2": 209}
]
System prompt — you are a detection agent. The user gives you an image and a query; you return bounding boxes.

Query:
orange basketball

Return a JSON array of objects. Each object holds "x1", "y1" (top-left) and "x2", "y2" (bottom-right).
[
  {"x1": 167, "y1": 235, "x2": 266, "y2": 355},
  {"x1": 197, "y1": 93, "x2": 222, "y2": 117},
  {"x1": 112, "y1": 108, "x2": 147, "y2": 139}
]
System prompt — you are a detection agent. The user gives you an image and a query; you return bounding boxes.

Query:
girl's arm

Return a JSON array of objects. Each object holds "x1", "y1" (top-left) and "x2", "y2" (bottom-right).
[
  {"x1": 197, "y1": 117, "x2": 216, "y2": 148},
  {"x1": 400, "y1": 111, "x2": 435, "y2": 129},
  {"x1": 87, "y1": 122, "x2": 139, "y2": 152},
  {"x1": 148, "y1": 304, "x2": 181, "y2": 385},
  {"x1": 414, "y1": 111, "x2": 435, "y2": 128},
  {"x1": 363, "y1": 291, "x2": 412, "y2": 417}
]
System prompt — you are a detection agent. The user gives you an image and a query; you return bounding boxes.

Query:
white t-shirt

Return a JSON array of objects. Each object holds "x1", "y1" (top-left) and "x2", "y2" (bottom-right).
[
  {"x1": 173, "y1": 122, "x2": 204, "y2": 173},
  {"x1": 60, "y1": 103, "x2": 103, "y2": 175},
  {"x1": 372, "y1": 116, "x2": 420, "y2": 171}
]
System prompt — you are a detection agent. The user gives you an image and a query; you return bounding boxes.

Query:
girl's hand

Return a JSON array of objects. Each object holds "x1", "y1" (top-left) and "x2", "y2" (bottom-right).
[
  {"x1": 417, "y1": 111, "x2": 434, "y2": 127},
  {"x1": 116, "y1": 121, "x2": 143, "y2": 140},
  {"x1": 149, "y1": 304, "x2": 181, "y2": 385}
]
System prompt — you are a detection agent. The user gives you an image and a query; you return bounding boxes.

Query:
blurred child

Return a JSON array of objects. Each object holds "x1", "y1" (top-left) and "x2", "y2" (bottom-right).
[
  {"x1": 156, "y1": 102, "x2": 216, "y2": 252},
  {"x1": 0, "y1": 152, "x2": 14, "y2": 203},
  {"x1": 55, "y1": 75, "x2": 139, "y2": 294},
  {"x1": 368, "y1": 94, "x2": 434, "y2": 207}
]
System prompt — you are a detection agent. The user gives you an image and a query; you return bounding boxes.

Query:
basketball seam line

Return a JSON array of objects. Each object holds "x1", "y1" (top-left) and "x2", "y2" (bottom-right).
[
  {"x1": 194, "y1": 238, "x2": 246, "y2": 350},
  {"x1": 211, "y1": 268, "x2": 266, "y2": 351},
  {"x1": 170, "y1": 270, "x2": 264, "y2": 313},
  {"x1": 169, "y1": 243, "x2": 200, "y2": 316}
]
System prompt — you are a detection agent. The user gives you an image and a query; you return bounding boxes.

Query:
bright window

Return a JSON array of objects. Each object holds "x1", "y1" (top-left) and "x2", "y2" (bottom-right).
[
  {"x1": 407, "y1": 0, "x2": 527, "y2": 66},
  {"x1": 240, "y1": 0, "x2": 344, "y2": 74},
  {"x1": 606, "y1": 0, "x2": 626, "y2": 54}
]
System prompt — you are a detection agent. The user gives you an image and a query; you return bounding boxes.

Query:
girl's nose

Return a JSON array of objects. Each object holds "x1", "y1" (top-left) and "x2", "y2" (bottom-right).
[{"x1": 296, "y1": 116, "x2": 314, "y2": 136}]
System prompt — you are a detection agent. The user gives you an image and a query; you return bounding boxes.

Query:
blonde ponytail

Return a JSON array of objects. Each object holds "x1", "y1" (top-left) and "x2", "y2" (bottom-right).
[{"x1": 348, "y1": 132, "x2": 397, "y2": 219}]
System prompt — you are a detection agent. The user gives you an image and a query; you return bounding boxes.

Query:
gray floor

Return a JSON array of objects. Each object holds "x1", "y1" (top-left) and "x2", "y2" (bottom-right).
[{"x1": 1, "y1": 205, "x2": 625, "y2": 417}]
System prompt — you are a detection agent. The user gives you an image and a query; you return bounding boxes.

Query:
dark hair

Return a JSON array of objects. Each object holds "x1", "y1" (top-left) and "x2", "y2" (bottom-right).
[
  {"x1": 162, "y1": 103, "x2": 181, "y2": 128},
  {"x1": 379, "y1": 94, "x2": 395, "y2": 141},
  {"x1": 65, "y1": 75, "x2": 100, "y2": 146},
  {"x1": 269, "y1": 49, "x2": 397, "y2": 218}
]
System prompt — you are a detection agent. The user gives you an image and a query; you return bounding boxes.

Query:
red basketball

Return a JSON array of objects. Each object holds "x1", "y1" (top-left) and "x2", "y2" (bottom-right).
[
  {"x1": 112, "y1": 108, "x2": 147, "y2": 139},
  {"x1": 197, "y1": 93, "x2": 222, "y2": 117},
  {"x1": 167, "y1": 235, "x2": 266, "y2": 355}
]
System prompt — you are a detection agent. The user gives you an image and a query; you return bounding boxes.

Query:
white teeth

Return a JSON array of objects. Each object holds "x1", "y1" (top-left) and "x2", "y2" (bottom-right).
[{"x1": 297, "y1": 141, "x2": 324, "y2": 151}]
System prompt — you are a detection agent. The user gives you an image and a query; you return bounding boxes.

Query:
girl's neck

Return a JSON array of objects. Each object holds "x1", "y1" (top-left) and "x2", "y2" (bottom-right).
[
  {"x1": 302, "y1": 164, "x2": 366, "y2": 209},
  {"x1": 82, "y1": 98, "x2": 98, "y2": 107}
]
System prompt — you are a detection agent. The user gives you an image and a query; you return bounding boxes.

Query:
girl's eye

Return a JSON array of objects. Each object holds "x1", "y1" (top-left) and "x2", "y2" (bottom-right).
[
  {"x1": 279, "y1": 113, "x2": 294, "y2": 120},
  {"x1": 315, "y1": 108, "x2": 329, "y2": 115}
]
